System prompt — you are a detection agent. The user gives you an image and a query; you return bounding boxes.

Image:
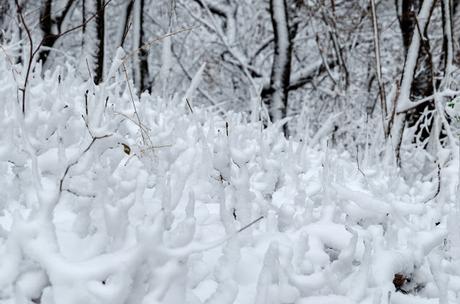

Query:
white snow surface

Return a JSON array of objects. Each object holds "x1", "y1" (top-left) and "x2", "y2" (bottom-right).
[{"x1": 0, "y1": 58, "x2": 460, "y2": 304}]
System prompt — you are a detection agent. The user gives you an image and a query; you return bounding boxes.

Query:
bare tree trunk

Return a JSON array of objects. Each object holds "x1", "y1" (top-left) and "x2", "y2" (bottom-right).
[
  {"x1": 267, "y1": 0, "x2": 292, "y2": 129},
  {"x1": 395, "y1": 0, "x2": 435, "y2": 149},
  {"x1": 138, "y1": 0, "x2": 149, "y2": 92},
  {"x1": 399, "y1": 0, "x2": 417, "y2": 54},
  {"x1": 132, "y1": 0, "x2": 149, "y2": 93},
  {"x1": 38, "y1": 0, "x2": 53, "y2": 64},
  {"x1": 38, "y1": 0, "x2": 75, "y2": 65},
  {"x1": 94, "y1": 0, "x2": 104, "y2": 84},
  {"x1": 118, "y1": 0, "x2": 134, "y2": 47},
  {"x1": 391, "y1": 0, "x2": 435, "y2": 164},
  {"x1": 398, "y1": 0, "x2": 434, "y2": 97}
]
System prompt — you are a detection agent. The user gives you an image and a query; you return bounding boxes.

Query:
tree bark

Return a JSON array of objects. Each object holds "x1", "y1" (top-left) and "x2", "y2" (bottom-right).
[
  {"x1": 441, "y1": 0, "x2": 453, "y2": 80},
  {"x1": 395, "y1": 0, "x2": 435, "y2": 148},
  {"x1": 391, "y1": 0, "x2": 435, "y2": 163},
  {"x1": 82, "y1": 0, "x2": 86, "y2": 47},
  {"x1": 267, "y1": 0, "x2": 292, "y2": 128},
  {"x1": 38, "y1": 0, "x2": 75, "y2": 65},
  {"x1": 138, "y1": 0, "x2": 149, "y2": 92},
  {"x1": 119, "y1": 0, "x2": 134, "y2": 47},
  {"x1": 94, "y1": 0, "x2": 105, "y2": 84}
]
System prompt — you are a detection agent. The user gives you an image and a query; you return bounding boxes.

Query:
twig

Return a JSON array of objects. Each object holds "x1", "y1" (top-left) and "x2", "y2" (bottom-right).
[
  {"x1": 15, "y1": 0, "x2": 33, "y2": 114},
  {"x1": 185, "y1": 98, "x2": 194, "y2": 113},
  {"x1": 165, "y1": 215, "x2": 265, "y2": 259},
  {"x1": 59, "y1": 134, "x2": 111, "y2": 192},
  {"x1": 113, "y1": 110, "x2": 150, "y2": 132},
  {"x1": 122, "y1": 27, "x2": 197, "y2": 63},
  {"x1": 58, "y1": 0, "x2": 113, "y2": 38},
  {"x1": 314, "y1": 33, "x2": 338, "y2": 86},
  {"x1": 85, "y1": 58, "x2": 93, "y2": 80},
  {"x1": 238, "y1": 216, "x2": 264, "y2": 233},
  {"x1": 84, "y1": 90, "x2": 89, "y2": 116},
  {"x1": 355, "y1": 145, "x2": 366, "y2": 177},
  {"x1": 63, "y1": 188, "x2": 96, "y2": 198},
  {"x1": 423, "y1": 163, "x2": 441, "y2": 204},
  {"x1": 121, "y1": 63, "x2": 150, "y2": 146},
  {"x1": 171, "y1": 45, "x2": 219, "y2": 106}
]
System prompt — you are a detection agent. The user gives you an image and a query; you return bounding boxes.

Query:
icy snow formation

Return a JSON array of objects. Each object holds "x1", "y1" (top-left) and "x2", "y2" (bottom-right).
[{"x1": 0, "y1": 55, "x2": 459, "y2": 304}]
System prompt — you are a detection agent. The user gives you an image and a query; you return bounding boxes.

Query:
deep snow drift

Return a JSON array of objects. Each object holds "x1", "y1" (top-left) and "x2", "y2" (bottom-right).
[{"x1": 0, "y1": 55, "x2": 460, "y2": 304}]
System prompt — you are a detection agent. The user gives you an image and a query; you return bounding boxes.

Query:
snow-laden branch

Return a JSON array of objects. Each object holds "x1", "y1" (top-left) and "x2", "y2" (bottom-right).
[{"x1": 394, "y1": 0, "x2": 435, "y2": 112}]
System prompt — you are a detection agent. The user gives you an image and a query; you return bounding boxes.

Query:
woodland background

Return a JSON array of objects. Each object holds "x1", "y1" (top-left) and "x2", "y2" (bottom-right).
[{"x1": 2, "y1": 0, "x2": 460, "y2": 158}]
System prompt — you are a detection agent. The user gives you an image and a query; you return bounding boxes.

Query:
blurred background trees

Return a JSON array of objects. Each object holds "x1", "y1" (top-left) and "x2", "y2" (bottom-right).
[{"x1": 1, "y1": 0, "x2": 460, "y2": 166}]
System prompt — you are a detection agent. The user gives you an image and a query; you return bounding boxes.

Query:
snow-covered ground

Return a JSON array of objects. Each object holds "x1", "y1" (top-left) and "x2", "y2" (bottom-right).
[{"x1": 1, "y1": 55, "x2": 460, "y2": 304}]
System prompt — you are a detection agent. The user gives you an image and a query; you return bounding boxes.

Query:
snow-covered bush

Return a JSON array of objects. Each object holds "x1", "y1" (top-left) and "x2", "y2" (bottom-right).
[{"x1": 0, "y1": 51, "x2": 460, "y2": 304}]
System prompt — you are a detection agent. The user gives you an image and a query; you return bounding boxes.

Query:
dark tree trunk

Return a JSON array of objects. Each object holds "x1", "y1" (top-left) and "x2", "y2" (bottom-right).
[
  {"x1": 398, "y1": 0, "x2": 433, "y2": 97},
  {"x1": 400, "y1": 0, "x2": 418, "y2": 54},
  {"x1": 38, "y1": 0, "x2": 75, "y2": 65},
  {"x1": 138, "y1": 0, "x2": 149, "y2": 92},
  {"x1": 38, "y1": 0, "x2": 54, "y2": 64},
  {"x1": 399, "y1": 0, "x2": 434, "y2": 97},
  {"x1": 441, "y1": 0, "x2": 453, "y2": 74},
  {"x1": 94, "y1": 0, "x2": 105, "y2": 84},
  {"x1": 119, "y1": 0, "x2": 134, "y2": 47},
  {"x1": 267, "y1": 0, "x2": 292, "y2": 131},
  {"x1": 82, "y1": 0, "x2": 86, "y2": 47}
]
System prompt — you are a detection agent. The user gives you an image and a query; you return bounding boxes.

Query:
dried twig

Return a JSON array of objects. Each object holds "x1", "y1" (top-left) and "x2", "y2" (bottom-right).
[
  {"x1": 15, "y1": 0, "x2": 33, "y2": 114},
  {"x1": 185, "y1": 98, "x2": 194, "y2": 113},
  {"x1": 121, "y1": 63, "x2": 153, "y2": 147},
  {"x1": 238, "y1": 216, "x2": 264, "y2": 233},
  {"x1": 59, "y1": 134, "x2": 111, "y2": 192},
  {"x1": 122, "y1": 27, "x2": 197, "y2": 63},
  {"x1": 58, "y1": 0, "x2": 113, "y2": 38},
  {"x1": 422, "y1": 163, "x2": 441, "y2": 204},
  {"x1": 355, "y1": 145, "x2": 366, "y2": 177}
]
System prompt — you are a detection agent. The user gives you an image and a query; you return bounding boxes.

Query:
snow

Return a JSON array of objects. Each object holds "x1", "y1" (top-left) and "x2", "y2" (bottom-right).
[
  {"x1": 297, "y1": 295, "x2": 356, "y2": 304},
  {"x1": 1, "y1": 54, "x2": 460, "y2": 304}
]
